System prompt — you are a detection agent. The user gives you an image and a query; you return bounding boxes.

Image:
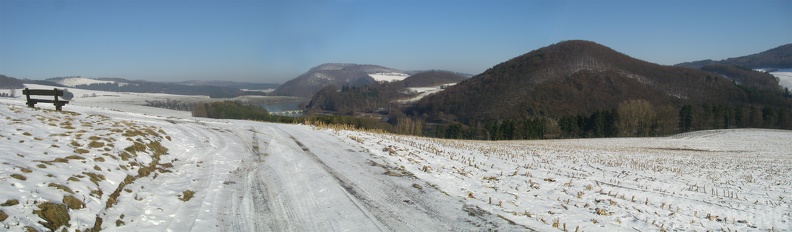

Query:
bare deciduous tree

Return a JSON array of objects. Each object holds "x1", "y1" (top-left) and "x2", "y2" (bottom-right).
[{"x1": 617, "y1": 99, "x2": 656, "y2": 137}]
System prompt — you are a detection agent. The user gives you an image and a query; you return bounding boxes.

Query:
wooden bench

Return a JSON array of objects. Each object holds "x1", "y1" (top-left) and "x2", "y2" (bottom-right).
[{"x1": 23, "y1": 88, "x2": 70, "y2": 111}]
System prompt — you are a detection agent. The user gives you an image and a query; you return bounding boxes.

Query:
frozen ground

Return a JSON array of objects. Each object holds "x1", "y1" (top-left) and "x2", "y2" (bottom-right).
[{"x1": 0, "y1": 85, "x2": 790, "y2": 231}]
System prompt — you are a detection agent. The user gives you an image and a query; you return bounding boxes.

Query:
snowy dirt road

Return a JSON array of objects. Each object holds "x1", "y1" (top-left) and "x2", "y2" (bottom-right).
[
  {"x1": 0, "y1": 98, "x2": 524, "y2": 231},
  {"x1": 210, "y1": 122, "x2": 527, "y2": 231}
]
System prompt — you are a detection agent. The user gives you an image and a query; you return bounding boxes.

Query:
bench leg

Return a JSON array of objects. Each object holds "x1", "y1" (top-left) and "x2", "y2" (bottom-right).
[
  {"x1": 56, "y1": 105, "x2": 63, "y2": 111},
  {"x1": 27, "y1": 103, "x2": 35, "y2": 108}
]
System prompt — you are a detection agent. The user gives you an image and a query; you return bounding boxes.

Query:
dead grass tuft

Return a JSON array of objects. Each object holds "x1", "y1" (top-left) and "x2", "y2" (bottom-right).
[
  {"x1": 0, "y1": 210, "x2": 7, "y2": 222},
  {"x1": 82, "y1": 172, "x2": 106, "y2": 185},
  {"x1": 10, "y1": 173, "x2": 27, "y2": 180},
  {"x1": 1, "y1": 199, "x2": 19, "y2": 206},
  {"x1": 178, "y1": 190, "x2": 195, "y2": 202},
  {"x1": 66, "y1": 155, "x2": 86, "y2": 160},
  {"x1": 62, "y1": 195, "x2": 85, "y2": 209},
  {"x1": 48, "y1": 183, "x2": 75, "y2": 194},
  {"x1": 88, "y1": 141, "x2": 105, "y2": 148},
  {"x1": 34, "y1": 202, "x2": 71, "y2": 231}
]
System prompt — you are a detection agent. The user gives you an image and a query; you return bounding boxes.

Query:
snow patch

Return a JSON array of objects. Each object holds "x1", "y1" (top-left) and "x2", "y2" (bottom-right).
[
  {"x1": 755, "y1": 68, "x2": 792, "y2": 90},
  {"x1": 55, "y1": 77, "x2": 118, "y2": 87},
  {"x1": 397, "y1": 83, "x2": 456, "y2": 103},
  {"x1": 369, "y1": 72, "x2": 409, "y2": 82}
]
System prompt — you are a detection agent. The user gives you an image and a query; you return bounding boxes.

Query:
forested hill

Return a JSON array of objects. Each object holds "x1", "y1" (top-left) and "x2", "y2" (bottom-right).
[
  {"x1": 676, "y1": 43, "x2": 792, "y2": 69},
  {"x1": 407, "y1": 40, "x2": 792, "y2": 139},
  {"x1": 0, "y1": 75, "x2": 24, "y2": 89},
  {"x1": 272, "y1": 63, "x2": 405, "y2": 98}
]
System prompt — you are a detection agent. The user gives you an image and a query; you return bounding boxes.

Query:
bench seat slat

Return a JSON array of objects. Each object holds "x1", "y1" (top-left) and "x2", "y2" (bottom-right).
[
  {"x1": 28, "y1": 99, "x2": 69, "y2": 104},
  {"x1": 22, "y1": 89, "x2": 64, "y2": 96}
]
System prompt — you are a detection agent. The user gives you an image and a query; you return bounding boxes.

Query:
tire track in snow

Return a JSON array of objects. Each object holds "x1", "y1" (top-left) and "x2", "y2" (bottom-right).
[
  {"x1": 217, "y1": 124, "x2": 384, "y2": 231},
  {"x1": 274, "y1": 124, "x2": 531, "y2": 231}
]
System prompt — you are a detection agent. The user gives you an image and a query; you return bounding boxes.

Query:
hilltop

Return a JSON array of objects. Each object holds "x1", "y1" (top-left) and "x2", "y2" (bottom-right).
[
  {"x1": 408, "y1": 40, "x2": 791, "y2": 139},
  {"x1": 305, "y1": 70, "x2": 467, "y2": 115},
  {"x1": 272, "y1": 63, "x2": 408, "y2": 98}
]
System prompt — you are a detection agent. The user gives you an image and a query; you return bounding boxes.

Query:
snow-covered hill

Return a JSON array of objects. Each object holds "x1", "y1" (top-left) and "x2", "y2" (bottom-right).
[
  {"x1": 53, "y1": 77, "x2": 123, "y2": 88},
  {"x1": 1, "y1": 85, "x2": 790, "y2": 231}
]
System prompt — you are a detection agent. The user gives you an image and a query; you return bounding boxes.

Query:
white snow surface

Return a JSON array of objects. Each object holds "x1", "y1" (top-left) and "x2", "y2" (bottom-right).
[
  {"x1": 55, "y1": 77, "x2": 119, "y2": 88},
  {"x1": 397, "y1": 83, "x2": 456, "y2": 103},
  {"x1": 771, "y1": 69, "x2": 792, "y2": 90},
  {"x1": 755, "y1": 68, "x2": 792, "y2": 90},
  {"x1": 1, "y1": 84, "x2": 790, "y2": 231},
  {"x1": 369, "y1": 73, "x2": 409, "y2": 83}
]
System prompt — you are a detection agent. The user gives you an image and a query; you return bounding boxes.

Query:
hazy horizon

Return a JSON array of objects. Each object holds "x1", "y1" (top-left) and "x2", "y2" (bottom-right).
[{"x1": 1, "y1": 0, "x2": 790, "y2": 83}]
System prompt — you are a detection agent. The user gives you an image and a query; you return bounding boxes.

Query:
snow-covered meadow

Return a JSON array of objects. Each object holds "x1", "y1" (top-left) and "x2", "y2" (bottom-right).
[
  {"x1": 0, "y1": 85, "x2": 790, "y2": 231},
  {"x1": 369, "y1": 72, "x2": 410, "y2": 83},
  {"x1": 336, "y1": 129, "x2": 792, "y2": 231}
]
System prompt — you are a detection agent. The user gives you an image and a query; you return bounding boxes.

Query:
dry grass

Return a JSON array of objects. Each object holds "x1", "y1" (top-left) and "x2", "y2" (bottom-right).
[
  {"x1": 178, "y1": 190, "x2": 195, "y2": 202},
  {"x1": 62, "y1": 195, "x2": 85, "y2": 209},
  {"x1": 1, "y1": 199, "x2": 19, "y2": 206},
  {"x1": 106, "y1": 175, "x2": 136, "y2": 209},
  {"x1": 88, "y1": 141, "x2": 105, "y2": 148},
  {"x1": 48, "y1": 183, "x2": 74, "y2": 194},
  {"x1": 64, "y1": 155, "x2": 85, "y2": 161},
  {"x1": 10, "y1": 173, "x2": 26, "y2": 180},
  {"x1": 82, "y1": 172, "x2": 106, "y2": 185},
  {"x1": 0, "y1": 210, "x2": 7, "y2": 222},
  {"x1": 33, "y1": 202, "x2": 70, "y2": 231}
]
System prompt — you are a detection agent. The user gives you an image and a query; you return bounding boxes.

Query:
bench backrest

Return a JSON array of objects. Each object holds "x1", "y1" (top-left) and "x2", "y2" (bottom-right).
[{"x1": 23, "y1": 88, "x2": 65, "y2": 97}]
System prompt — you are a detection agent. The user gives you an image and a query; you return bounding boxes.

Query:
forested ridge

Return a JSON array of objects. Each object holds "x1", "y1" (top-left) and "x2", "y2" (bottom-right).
[{"x1": 289, "y1": 40, "x2": 791, "y2": 140}]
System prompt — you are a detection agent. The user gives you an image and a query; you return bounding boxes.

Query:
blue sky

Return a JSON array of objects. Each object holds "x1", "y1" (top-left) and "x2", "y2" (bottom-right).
[{"x1": 1, "y1": 0, "x2": 790, "y2": 83}]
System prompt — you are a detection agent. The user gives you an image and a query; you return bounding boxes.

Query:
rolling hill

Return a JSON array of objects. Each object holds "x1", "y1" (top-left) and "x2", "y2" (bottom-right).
[
  {"x1": 408, "y1": 40, "x2": 791, "y2": 139},
  {"x1": 413, "y1": 40, "x2": 748, "y2": 120},
  {"x1": 272, "y1": 63, "x2": 408, "y2": 98},
  {"x1": 676, "y1": 43, "x2": 792, "y2": 69},
  {"x1": 305, "y1": 70, "x2": 467, "y2": 114}
]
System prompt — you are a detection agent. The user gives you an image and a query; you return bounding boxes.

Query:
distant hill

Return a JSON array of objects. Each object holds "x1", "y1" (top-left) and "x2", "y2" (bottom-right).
[
  {"x1": 700, "y1": 64, "x2": 781, "y2": 91},
  {"x1": 179, "y1": 80, "x2": 279, "y2": 90},
  {"x1": 305, "y1": 71, "x2": 467, "y2": 114},
  {"x1": 407, "y1": 40, "x2": 791, "y2": 139},
  {"x1": 47, "y1": 77, "x2": 243, "y2": 98},
  {"x1": 676, "y1": 44, "x2": 792, "y2": 69},
  {"x1": 0, "y1": 75, "x2": 24, "y2": 89},
  {"x1": 272, "y1": 63, "x2": 407, "y2": 98},
  {"x1": 402, "y1": 71, "x2": 468, "y2": 88}
]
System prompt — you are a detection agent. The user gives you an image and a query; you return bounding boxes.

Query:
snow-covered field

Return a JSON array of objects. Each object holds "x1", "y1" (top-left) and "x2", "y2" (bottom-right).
[
  {"x1": 398, "y1": 83, "x2": 456, "y2": 103},
  {"x1": 340, "y1": 130, "x2": 791, "y2": 231},
  {"x1": 1, "y1": 85, "x2": 790, "y2": 231},
  {"x1": 369, "y1": 72, "x2": 409, "y2": 83},
  {"x1": 54, "y1": 77, "x2": 123, "y2": 88},
  {"x1": 771, "y1": 69, "x2": 792, "y2": 90},
  {"x1": 757, "y1": 68, "x2": 792, "y2": 90}
]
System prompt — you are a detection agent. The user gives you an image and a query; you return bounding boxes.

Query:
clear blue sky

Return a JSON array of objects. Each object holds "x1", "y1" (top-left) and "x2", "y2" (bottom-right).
[{"x1": 1, "y1": 0, "x2": 790, "y2": 83}]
